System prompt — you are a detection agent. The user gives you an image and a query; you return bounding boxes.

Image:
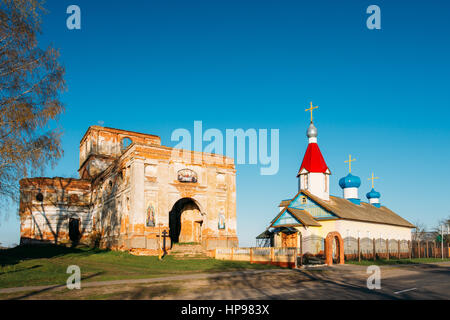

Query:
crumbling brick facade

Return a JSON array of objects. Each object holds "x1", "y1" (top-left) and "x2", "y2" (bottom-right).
[{"x1": 19, "y1": 126, "x2": 238, "y2": 252}]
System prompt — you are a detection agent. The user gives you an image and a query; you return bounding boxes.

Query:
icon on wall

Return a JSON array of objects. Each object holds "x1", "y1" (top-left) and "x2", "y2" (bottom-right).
[
  {"x1": 146, "y1": 204, "x2": 156, "y2": 227},
  {"x1": 218, "y1": 214, "x2": 226, "y2": 230},
  {"x1": 177, "y1": 169, "x2": 198, "y2": 183}
]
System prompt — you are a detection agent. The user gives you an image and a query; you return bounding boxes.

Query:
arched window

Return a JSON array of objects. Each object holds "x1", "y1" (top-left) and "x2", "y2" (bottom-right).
[
  {"x1": 120, "y1": 137, "x2": 132, "y2": 152},
  {"x1": 36, "y1": 192, "x2": 44, "y2": 202},
  {"x1": 146, "y1": 205, "x2": 155, "y2": 227},
  {"x1": 218, "y1": 214, "x2": 226, "y2": 230},
  {"x1": 302, "y1": 174, "x2": 309, "y2": 190}
]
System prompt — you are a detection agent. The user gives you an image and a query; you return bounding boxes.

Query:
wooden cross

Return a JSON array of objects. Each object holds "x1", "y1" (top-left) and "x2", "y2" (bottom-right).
[
  {"x1": 368, "y1": 172, "x2": 379, "y2": 188},
  {"x1": 344, "y1": 154, "x2": 356, "y2": 173},
  {"x1": 305, "y1": 101, "x2": 318, "y2": 123},
  {"x1": 156, "y1": 227, "x2": 170, "y2": 258}
]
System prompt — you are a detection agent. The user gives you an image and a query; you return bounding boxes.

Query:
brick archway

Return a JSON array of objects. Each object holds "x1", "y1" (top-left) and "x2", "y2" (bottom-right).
[
  {"x1": 324, "y1": 232, "x2": 344, "y2": 265},
  {"x1": 169, "y1": 197, "x2": 203, "y2": 245}
]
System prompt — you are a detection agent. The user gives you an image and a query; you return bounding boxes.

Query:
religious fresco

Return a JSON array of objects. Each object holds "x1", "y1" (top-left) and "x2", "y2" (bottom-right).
[
  {"x1": 146, "y1": 204, "x2": 156, "y2": 227},
  {"x1": 177, "y1": 169, "x2": 198, "y2": 183},
  {"x1": 218, "y1": 213, "x2": 226, "y2": 229}
]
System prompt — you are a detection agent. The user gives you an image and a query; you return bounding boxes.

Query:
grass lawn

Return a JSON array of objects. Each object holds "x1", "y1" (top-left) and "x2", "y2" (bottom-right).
[
  {"x1": 0, "y1": 245, "x2": 278, "y2": 289},
  {"x1": 346, "y1": 257, "x2": 450, "y2": 266}
]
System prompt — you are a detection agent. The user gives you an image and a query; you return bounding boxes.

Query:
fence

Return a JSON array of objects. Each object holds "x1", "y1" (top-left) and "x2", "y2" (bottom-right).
[
  {"x1": 343, "y1": 238, "x2": 450, "y2": 261},
  {"x1": 215, "y1": 247, "x2": 297, "y2": 268},
  {"x1": 214, "y1": 237, "x2": 450, "y2": 267},
  {"x1": 411, "y1": 240, "x2": 450, "y2": 259}
]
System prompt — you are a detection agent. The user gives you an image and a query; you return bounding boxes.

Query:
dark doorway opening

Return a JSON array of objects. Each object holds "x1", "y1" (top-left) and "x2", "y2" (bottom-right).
[
  {"x1": 69, "y1": 218, "x2": 81, "y2": 243},
  {"x1": 169, "y1": 198, "x2": 202, "y2": 246}
]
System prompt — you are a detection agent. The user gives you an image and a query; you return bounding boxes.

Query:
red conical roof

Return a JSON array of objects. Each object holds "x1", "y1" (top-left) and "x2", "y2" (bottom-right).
[{"x1": 297, "y1": 143, "x2": 329, "y2": 176}]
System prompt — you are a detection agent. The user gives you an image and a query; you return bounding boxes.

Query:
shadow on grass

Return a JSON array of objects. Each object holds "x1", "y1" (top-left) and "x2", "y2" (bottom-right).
[
  {"x1": 0, "y1": 264, "x2": 42, "y2": 276},
  {"x1": 0, "y1": 244, "x2": 110, "y2": 267}
]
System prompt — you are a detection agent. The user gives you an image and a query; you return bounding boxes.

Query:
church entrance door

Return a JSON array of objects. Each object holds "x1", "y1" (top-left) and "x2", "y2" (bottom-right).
[
  {"x1": 281, "y1": 232, "x2": 297, "y2": 248},
  {"x1": 169, "y1": 198, "x2": 203, "y2": 245}
]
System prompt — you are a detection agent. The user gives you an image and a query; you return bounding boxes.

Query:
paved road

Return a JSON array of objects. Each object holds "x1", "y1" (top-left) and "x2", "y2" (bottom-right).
[
  {"x1": 1, "y1": 262, "x2": 449, "y2": 299},
  {"x1": 167, "y1": 262, "x2": 450, "y2": 300}
]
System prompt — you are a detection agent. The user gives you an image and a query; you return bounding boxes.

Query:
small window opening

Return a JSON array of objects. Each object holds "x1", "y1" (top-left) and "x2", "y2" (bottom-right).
[
  {"x1": 300, "y1": 196, "x2": 307, "y2": 205},
  {"x1": 121, "y1": 137, "x2": 133, "y2": 152}
]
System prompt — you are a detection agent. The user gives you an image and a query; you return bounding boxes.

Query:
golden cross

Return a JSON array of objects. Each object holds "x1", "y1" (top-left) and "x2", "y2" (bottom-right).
[
  {"x1": 344, "y1": 154, "x2": 356, "y2": 173},
  {"x1": 368, "y1": 172, "x2": 379, "y2": 188},
  {"x1": 305, "y1": 101, "x2": 318, "y2": 123}
]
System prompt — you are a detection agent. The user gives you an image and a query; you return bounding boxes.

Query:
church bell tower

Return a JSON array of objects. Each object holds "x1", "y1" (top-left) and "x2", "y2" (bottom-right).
[{"x1": 297, "y1": 102, "x2": 331, "y2": 201}]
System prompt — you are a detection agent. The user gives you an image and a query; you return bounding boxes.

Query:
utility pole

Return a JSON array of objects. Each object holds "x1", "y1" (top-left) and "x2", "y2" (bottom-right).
[{"x1": 441, "y1": 225, "x2": 449, "y2": 260}]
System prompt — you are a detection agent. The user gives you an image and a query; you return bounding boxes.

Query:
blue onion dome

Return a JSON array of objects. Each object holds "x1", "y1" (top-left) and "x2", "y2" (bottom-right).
[
  {"x1": 366, "y1": 188, "x2": 381, "y2": 199},
  {"x1": 306, "y1": 122, "x2": 318, "y2": 138},
  {"x1": 339, "y1": 173, "x2": 361, "y2": 189}
]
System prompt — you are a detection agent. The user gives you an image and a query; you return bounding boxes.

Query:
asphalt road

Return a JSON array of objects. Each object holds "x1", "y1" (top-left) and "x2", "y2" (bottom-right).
[{"x1": 172, "y1": 262, "x2": 450, "y2": 300}]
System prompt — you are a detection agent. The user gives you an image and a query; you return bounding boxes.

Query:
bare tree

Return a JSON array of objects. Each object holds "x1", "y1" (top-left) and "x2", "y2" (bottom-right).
[
  {"x1": 0, "y1": 0, "x2": 65, "y2": 213},
  {"x1": 412, "y1": 220, "x2": 427, "y2": 241},
  {"x1": 433, "y1": 215, "x2": 450, "y2": 242}
]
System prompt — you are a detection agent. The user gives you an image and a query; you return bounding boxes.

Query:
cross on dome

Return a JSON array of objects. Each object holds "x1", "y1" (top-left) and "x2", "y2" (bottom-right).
[
  {"x1": 344, "y1": 154, "x2": 356, "y2": 173},
  {"x1": 305, "y1": 101, "x2": 318, "y2": 123},
  {"x1": 368, "y1": 172, "x2": 379, "y2": 188}
]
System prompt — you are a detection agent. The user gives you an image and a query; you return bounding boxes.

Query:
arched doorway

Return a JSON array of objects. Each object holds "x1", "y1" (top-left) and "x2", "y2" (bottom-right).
[
  {"x1": 69, "y1": 218, "x2": 81, "y2": 243},
  {"x1": 169, "y1": 198, "x2": 203, "y2": 246},
  {"x1": 325, "y1": 232, "x2": 344, "y2": 265}
]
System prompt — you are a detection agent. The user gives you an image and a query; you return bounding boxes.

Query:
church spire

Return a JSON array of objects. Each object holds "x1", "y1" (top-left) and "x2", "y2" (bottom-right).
[{"x1": 297, "y1": 101, "x2": 330, "y2": 200}]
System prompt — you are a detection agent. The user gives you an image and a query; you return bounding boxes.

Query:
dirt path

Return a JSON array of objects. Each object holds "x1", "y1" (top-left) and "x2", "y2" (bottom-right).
[{"x1": 0, "y1": 269, "x2": 291, "y2": 299}]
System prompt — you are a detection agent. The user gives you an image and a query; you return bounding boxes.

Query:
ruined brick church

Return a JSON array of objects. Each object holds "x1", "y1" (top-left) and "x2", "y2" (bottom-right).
[{"x1": 19, "y1": 126, "x2": 238, "y2": 252}]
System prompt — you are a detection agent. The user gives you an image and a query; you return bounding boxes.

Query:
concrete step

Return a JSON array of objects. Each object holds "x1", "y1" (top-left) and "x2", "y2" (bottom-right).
[{"x1": 169, "y1": 243, "x2": 208, "y2": 258}]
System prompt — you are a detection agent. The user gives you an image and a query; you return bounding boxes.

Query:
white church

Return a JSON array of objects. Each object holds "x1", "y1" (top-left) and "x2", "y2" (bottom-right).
[{"x1": 259, "y1": 103, "x2": 414, "y2": 265}]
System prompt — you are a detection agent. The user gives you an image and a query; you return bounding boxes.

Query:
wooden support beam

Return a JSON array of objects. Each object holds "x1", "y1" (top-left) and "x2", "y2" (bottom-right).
[
  {"x1": 373, "y1": 238, "x2": 376, "y2": 261},
  {"x1": 386, "y1": 239, "x2": 389, "y2": 260},
  {"x1": 358, "y1": 237, "x2": 361, "y2": 262}
]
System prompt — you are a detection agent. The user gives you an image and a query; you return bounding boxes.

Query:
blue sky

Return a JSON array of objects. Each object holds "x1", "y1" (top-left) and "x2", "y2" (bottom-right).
[{"x1": 1, "y1": 0, "x2": 450, "y2": 247}]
